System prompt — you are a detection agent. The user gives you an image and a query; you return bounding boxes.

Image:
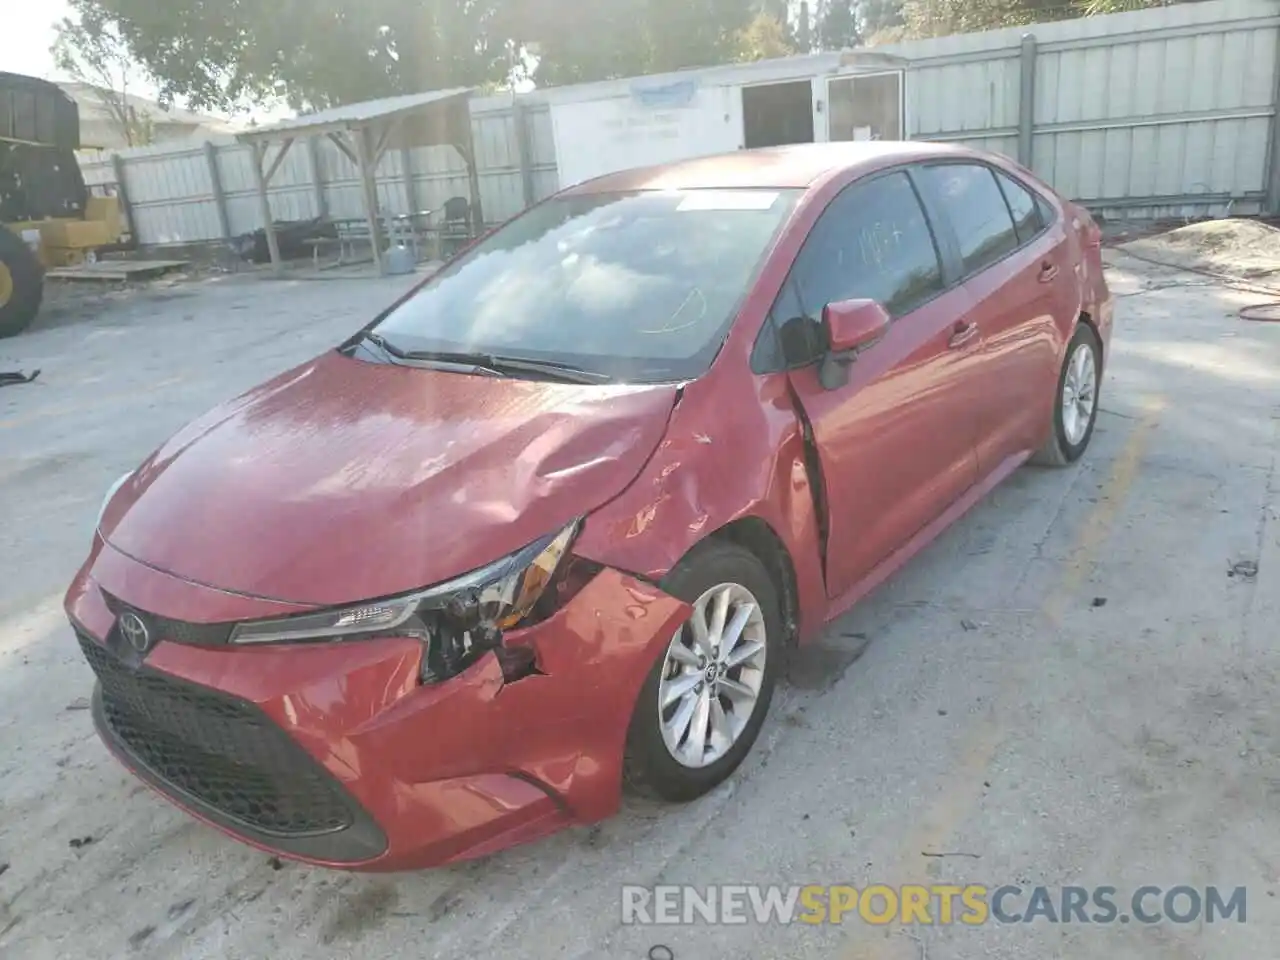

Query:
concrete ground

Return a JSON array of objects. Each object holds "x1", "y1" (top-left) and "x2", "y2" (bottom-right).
[{"x1": 1, "y1": 250, "x2": 1278, "y2": 960}]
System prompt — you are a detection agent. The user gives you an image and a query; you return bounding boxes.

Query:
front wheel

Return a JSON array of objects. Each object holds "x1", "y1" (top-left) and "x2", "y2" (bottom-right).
[
  {"x1": 0, "y1": 228, "x2": 44, "y2": 339},
  {"x1": 1033, "y1": 324, "x2": 1101, "y2": 467},
  {"x1": 623, "y1": 541, "x2": 783, "y2": 802}
]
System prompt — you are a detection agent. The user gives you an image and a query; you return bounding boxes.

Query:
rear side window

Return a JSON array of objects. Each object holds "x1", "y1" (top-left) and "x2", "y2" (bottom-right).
[
  {"x1": 994, "y1": 170, "x2": 1044, "y2": 243},
  {"x1": 919, "y1": 164, "x2": 1019, "y2": 276}
]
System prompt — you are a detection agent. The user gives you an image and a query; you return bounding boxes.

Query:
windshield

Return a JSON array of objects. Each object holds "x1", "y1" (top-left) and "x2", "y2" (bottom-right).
[{"x1": 369, "y1": 188, "x2": 799, "y2": 382}]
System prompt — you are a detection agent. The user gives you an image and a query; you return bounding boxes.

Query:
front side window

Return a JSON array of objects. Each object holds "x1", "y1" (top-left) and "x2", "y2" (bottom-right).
[
  {"x1": 369, "y1": 188, "x2": 799, "y2": 382},
  {"x1": 769, "y1": 170, "x2": 943, "y2": 367},
  {"x1": 918, "y1": 164, "x2": 1019, "y2": 276}
]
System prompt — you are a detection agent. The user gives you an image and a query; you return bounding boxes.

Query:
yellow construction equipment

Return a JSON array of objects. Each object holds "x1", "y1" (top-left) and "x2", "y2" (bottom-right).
[{"x1": 1, "y1": 71, "x2": 126, "y2": 337}]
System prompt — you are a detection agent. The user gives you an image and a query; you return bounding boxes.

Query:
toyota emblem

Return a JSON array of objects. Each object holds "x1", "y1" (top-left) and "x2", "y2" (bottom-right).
[{"x1": 118, "y1": 611, "x2": 152, "y2": 654}]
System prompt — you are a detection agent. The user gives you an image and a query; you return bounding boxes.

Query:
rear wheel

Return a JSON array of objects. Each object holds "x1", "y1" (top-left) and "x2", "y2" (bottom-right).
[
  {"x1": 1033, "y1": 323, "x2": 1101, "y2": 467},
  {"x1": 623, "y1": 541, "x2": 783, "y2": 802},
  {"x1": 0, "y1": 228, "x2": 43, "y2": 338}
]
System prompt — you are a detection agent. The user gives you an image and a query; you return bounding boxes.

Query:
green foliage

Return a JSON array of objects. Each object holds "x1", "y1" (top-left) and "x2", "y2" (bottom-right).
[
  {"x1": 68, "y1": 0, "x2": 516, "y2": 111},
  {"x1": 901, "y1": 0, "x2": 1082, "y2": 37},
  {"x1": 901, "y1": 0, "x2": 1172, "y2": 38},
  {"x1": 52, "y1": 1, "x2": 156, "y2": 146},
  {"x1": 55, "y1": 0, "x2": 1179, "y2": 112},
  {"x1": 733, "y1": 13, "x2": 798, "y2": 62},
  {"x1": 1074, "y1": 0, "x2": 1167, "y2": 14},
  {"x1": 65, "y1": 0, "x2": 762, "y2": 109},
  {"x1": 862, "y1": 0, "x2": 907, "y2": 35},
  {"x1": 520, "y1": 0, "x2": 760, "y2": 84},
  {"x1": 816, "y1": 0, "x2": 860, "y2": 50}
]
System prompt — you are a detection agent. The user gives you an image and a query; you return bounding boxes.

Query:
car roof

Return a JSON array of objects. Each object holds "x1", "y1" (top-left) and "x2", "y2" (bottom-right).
[{"x1": 562, "y1": 141, "x2": 983, "y2": 194}]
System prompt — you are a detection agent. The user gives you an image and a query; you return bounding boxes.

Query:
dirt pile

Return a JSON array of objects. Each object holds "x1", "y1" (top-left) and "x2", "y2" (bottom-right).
[{"x1": 1119, "y1": 218, "x2": 1280, "y2": 281}]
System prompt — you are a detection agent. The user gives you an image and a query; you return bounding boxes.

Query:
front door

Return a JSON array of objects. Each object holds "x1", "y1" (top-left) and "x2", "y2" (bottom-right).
[{"x1": 773, "y1": 170, "x2": 981, "y2": 599}]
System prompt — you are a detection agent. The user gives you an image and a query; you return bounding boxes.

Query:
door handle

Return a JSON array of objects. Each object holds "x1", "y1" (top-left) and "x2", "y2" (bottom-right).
[
  {"x1": 1038, "y1": 261, "x2": 1060, "y2": 283},
  {"x1": 948, "y1": 320, "x2": 979, "y2": 349}
]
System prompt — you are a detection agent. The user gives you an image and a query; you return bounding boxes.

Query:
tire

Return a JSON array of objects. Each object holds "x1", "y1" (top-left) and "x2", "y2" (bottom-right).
[
  {"x1": 622, "y1": 540, "x2": 783, "y2": 802},
  {"x1": 1032, "y1": 323, "x2": 1101, "y2": 467},
  {"x1": 0, "y1": 228, "x2": 44, "y2": 339}
]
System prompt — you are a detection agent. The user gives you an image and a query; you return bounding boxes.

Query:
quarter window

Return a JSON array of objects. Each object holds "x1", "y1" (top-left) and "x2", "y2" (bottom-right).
[
  {"x1": 994, "y1": 170, "x2": 1044, "y2": 243},
  {"x1": 919, "y1": 164, "x2": 1019, "y2": 275}
]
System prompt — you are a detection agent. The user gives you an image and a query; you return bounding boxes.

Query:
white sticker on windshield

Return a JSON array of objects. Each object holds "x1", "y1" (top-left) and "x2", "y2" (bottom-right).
[{"x1": 677, "y1": 191, "x2": 780, "y2": 212}]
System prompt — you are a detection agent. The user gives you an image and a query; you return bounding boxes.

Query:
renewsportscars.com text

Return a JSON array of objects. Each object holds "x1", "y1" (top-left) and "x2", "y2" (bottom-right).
[{"x1": 620, "y1": 884, "x2": 1247, "y2": 926}]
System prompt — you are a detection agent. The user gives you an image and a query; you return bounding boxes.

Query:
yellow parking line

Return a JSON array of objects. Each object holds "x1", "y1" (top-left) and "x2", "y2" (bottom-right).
[{"x1": 841, "y1": 395, "x2": 1166, "y2": 960}]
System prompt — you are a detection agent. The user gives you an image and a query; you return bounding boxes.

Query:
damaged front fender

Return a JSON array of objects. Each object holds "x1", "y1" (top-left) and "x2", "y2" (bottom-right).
[{"x1": 573, "y1": 372, "x2": 828, "y2": 643}]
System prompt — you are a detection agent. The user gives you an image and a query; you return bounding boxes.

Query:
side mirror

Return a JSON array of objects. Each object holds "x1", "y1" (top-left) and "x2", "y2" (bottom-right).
[
  {"x1": 818, "y1": 299, "x2": 890, "y2": 390},
  {"x1": 823, "y1": 298, "x2": 891, "y2": 354}
]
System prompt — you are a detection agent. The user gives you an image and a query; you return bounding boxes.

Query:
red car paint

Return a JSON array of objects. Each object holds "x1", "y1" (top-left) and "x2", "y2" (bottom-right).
[
  {"x1": 100, "y1": 354, "x2": 681, "y2": 606},
  {"x1": 67, "y1": 142, "x2": 1112, "y2": 870}
]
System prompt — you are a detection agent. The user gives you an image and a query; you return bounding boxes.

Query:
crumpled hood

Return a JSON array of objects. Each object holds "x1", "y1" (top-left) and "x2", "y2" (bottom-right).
[{"x1": 100, "y1": 351, "x2": 679, "y2": 606}]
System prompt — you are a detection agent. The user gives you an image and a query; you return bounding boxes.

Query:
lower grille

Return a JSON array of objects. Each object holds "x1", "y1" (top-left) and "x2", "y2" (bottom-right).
[{"x1": 77, "y1": 631, "x2": 387, "y2": 860}]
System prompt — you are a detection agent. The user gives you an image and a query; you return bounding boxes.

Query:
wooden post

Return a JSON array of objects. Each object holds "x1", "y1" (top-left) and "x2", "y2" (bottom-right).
[
  {"x1": 204, "y1": 141, "x2": 232, "y2": 240},
  {"x1": 249, "y1": 140, "x2": 283, "y2": 276},
  {"x1": 400, "y1": 145, "x2": 419, "y2": 214},
  {"x1": 354, "y1": 126, "x2": 386, "y2": 275},
  {"x1": 513, "y1": 100, "x2": 536, "y2": 210},
  {"x1": 110, "y1": 153, "x2": 137, "y2": 247},
  {"x1": 306, "y1": 136, "x2": 328, "y2": 219},
  {"x1": 461, "y1": 141, "x2": 485, "y2": 235}
]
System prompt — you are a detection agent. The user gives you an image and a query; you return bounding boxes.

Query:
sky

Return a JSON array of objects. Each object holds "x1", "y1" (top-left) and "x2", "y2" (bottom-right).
[
  {"x1": 4, "y1": 4, "x2": 528, "y2": 122},
  {"x1": 1, "y1": 3, "x2": 291, "y2": 122},
  {"x1": 3, "y1": 3, "x2": 70, "y2": 80}
]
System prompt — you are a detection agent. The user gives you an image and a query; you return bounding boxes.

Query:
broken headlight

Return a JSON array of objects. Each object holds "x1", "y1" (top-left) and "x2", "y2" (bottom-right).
[{"x1": 228, "y1": 520, "x2": 588, "y2": 680}]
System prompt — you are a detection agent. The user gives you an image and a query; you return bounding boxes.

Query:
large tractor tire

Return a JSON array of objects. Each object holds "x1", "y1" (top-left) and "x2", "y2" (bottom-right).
[{"x1": 0, "y1": 228, "x2": 44, "y2": 339}]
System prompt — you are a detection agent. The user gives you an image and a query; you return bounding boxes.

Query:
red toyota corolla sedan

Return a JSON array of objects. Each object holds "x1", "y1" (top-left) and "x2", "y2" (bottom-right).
[{"x1": 67, "y1": 142, "x2": 1111, "y2": 871}]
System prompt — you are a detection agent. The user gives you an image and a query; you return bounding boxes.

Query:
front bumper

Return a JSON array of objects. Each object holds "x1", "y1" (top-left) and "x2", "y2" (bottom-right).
[{"x1": 66, "y1": 539, "x2": 689, "y2": 871}]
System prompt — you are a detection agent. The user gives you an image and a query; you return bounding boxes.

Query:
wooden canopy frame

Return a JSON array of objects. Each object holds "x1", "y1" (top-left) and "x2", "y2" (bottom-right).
[{"x1": 236, "y1": 87, "x2": 481, "y2": 275}]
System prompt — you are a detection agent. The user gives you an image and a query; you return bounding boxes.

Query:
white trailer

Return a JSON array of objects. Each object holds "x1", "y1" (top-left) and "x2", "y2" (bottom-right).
[{"x1": 544, "y1": 50, "x2": 910, "y2": 189}]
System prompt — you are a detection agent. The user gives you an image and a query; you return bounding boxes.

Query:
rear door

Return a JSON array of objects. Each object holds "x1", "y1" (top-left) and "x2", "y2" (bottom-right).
[
  {"x1": 915, "y1": 163, "x2": 1074, "y2": 476},
  {"x1": 766, "y1": 169, "x2": 981, "y2": 600}
]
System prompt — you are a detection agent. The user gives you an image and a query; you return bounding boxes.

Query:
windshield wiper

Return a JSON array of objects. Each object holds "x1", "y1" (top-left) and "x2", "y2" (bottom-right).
[
  {"x1": 355, "y1": 332, "x2": 610, "y2": 383},
  {"x1": 358, "y1": 332, "x2": 611, "y2": 384},
  {"x1": 352, "y1": 332, "x2": 500, "y2": 376},
  {"x1": 471, "y1": 355, "x2": 614, "y2": 384}
]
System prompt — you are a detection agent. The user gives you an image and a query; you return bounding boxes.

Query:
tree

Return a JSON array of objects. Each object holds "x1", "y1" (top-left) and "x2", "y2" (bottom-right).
[
  {"x1": 900, "y1": 0, "x2": 1173, "y2": 38},
  {"x1": 733, "y1": 12, "x2": 797, "y2": 61},
  {"x1": 1075, "y1": 0, "x2": 1169, "y2": 13},
  {"x1": 900, "y1": 0, "x2": 1074, "y2": 38},
  {"x1": 861, "y1": 0, "x2": 906, "y2": 38},
  {"x1": 515, "y1": 0, "x2": 760, "y2": 84},
  {"x1": 52, "y1": 2, "x2": 156, "y2": 147},
  {"x1": 816, "y1": 0, "x2": 860, "y2": 50},
  {"x1": 66, "y1": 0, "x2": 518, "y2": 112},
  {"x1": 64, "y1": 0, "x2": 763, "y2": 110}
]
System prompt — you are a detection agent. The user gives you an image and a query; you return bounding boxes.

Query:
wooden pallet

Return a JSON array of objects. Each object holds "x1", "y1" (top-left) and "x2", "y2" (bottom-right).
[{"x1": 45, "y1": 260, "x2": 189, "y2": 282}]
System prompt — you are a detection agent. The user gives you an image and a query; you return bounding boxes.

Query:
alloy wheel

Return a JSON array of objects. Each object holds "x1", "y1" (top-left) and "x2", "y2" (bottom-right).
[
  {"x1": 658, "y1": 582, "x2": 768, "y2": 769},
  {"x1": 1061, "y1": 340, "x2": 1097, "y2": 447}
]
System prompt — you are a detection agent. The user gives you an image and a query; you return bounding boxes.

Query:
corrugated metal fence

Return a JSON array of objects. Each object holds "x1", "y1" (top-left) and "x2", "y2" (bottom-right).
[
  {"x1": 894, "y1": 0, "x2": 1279, "y2": 220},
  {"x1": 82, "y1": 0, "x2": 1280, "y2": 245},
  {"x1": 81, "y1": 100, "x2": 560, "y2": 246}
]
